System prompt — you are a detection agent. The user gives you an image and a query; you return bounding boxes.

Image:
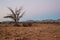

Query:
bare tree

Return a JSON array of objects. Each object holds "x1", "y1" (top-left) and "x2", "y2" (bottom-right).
[{"x1": 4, "y1": 7, "x2": 25, "y2": 26}]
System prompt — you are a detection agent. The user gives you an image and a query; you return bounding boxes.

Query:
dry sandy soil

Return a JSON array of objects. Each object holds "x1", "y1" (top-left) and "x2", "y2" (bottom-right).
[{"x1": 0, "y1": 23, "x2": 60, "y2": 40}]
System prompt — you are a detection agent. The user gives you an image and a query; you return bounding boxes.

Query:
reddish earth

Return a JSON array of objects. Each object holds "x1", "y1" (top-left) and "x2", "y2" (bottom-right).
[{"x1": 0, "y1": 23, "x2": 60, "y2": 40}]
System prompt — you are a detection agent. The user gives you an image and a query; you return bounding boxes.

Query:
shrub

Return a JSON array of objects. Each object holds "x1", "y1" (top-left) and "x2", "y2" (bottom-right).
[
  {"x1": 22, "y1": 23, "x2": 28, "y2": 27},
  {"x1": 27, "y1": 22, "x2": 32, "y2": 26}
]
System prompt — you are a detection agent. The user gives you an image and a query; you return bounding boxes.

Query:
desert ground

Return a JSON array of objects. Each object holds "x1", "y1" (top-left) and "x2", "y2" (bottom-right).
[{"x1": 0, "y1": 23, "x2": 60, "y2": 40}]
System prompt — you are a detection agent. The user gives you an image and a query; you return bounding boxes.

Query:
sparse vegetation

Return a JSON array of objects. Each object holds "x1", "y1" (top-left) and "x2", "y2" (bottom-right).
[
  {"x1": 4, "y1": 7, "x2": 25, "y2": 26},
  {"x1": 0, "y1": 6, "x2": 59, "y2": 40},
  {"x1": 0, "y1": 24, "x2": 60, "y2": 40},
  {"x1": 27, "y1": 22, "x2": 32, "y2": 26},
  {"x1": 22, "y1": 23, "x2": 28, "y2": 27},
  {"x1": 22, "y1": 22, "x2": 32, "y2": 27}
]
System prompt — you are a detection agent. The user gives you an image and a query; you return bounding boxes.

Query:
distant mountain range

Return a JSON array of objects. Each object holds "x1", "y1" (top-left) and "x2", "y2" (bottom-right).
[
  {"x1": 25, "y1": 19, "x2": 60, "y2": 23},
  {"x1": 41, "y1": 19, "x2": 60, "y2": 22},
  {"x1": 1, "y1": 19, "x2": 60, "y2": 23}
]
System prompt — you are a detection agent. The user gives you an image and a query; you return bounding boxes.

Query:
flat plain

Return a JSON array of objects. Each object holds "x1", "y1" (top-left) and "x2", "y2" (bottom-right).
[{"x1": 0, "y1": 23, "x2": 60, "y2": 40}]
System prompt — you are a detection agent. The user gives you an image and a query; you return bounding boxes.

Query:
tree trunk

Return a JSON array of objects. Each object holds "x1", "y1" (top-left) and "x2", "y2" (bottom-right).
[{"x1": 14, "y1": 19, "x2": 19, "y2": 26}]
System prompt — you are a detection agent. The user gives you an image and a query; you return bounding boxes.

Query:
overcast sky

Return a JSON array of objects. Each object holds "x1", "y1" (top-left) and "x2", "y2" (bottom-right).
[{"x1": 0, "y1": 0, "x2": 60, "y2": 21}]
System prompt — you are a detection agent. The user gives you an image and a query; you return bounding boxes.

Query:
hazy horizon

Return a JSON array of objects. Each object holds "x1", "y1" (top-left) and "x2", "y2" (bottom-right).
[{"x1": 0, "y1": 0, "x2": 60, "y2": 21}]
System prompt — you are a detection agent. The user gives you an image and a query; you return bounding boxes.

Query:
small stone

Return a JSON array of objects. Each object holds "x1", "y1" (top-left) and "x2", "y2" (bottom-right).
[{"x1": 54, "y1": 35, "x2": 57, "y2": 37}]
